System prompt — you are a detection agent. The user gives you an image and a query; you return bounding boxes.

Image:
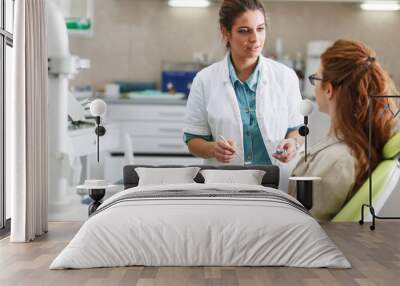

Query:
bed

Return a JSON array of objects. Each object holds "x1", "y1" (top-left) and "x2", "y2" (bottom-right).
[{"x1": 50, "y1": 165, "x2": 350, "y2": 269}]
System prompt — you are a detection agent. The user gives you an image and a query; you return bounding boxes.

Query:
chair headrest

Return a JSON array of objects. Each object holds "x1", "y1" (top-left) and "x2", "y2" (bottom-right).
[{"x1": 383, "y1": 132, "x2": 400, "y2": 159}]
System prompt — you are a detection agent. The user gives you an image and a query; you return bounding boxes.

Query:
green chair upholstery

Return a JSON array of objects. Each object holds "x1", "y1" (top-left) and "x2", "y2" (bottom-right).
[
  {"x1": 383, "y1": 132, "x2": 400, "y2": 159},
  {"x1": 332, "y1": 132, "x2": 400, "y2": 222}
]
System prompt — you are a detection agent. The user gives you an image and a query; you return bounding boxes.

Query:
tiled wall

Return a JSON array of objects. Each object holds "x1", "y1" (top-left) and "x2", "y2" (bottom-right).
[{"x1": 70, "y1": 0, "x2": 400, "y2": 89}]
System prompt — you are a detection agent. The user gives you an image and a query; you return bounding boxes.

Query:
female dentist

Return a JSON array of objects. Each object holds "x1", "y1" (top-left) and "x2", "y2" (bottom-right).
[{"x1": 184, "y1": 0, "x2": 304, "y2": 165}]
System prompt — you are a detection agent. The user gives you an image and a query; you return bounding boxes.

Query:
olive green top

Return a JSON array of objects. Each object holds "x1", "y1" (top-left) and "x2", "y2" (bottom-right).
[{"x1": 289, "y1": 136, "x2": 356, "y2": 221}]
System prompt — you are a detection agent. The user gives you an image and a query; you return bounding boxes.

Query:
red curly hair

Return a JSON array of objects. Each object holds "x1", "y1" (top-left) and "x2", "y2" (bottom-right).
[{"x1": 320, "y1": 40, "x2": 396, "y2": 196}]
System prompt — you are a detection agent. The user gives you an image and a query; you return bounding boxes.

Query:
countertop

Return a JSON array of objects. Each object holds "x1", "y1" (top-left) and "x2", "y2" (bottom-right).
[{"x1": 104, "y1": 97, "x2": 188, "y2": 106}]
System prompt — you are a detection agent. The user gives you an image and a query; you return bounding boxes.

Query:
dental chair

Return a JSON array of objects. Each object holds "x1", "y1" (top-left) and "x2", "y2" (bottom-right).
[{"x1": 332, "y1": 132, "x2": 400, "y2": 222}]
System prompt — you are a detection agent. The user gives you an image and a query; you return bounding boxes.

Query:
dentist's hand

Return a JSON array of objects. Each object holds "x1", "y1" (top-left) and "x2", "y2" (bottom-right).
[
  {"x1": 212, "y1": 139, "x2": 236, "y2": 163},
  {"x1": 272, "y1": 138, "x2": 298, "y2": 163}
]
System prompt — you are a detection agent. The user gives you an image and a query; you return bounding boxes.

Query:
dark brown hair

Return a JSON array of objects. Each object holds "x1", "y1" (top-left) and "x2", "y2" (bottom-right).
[
  {"x1": 219, "y1": 0, "x2": 267, "y2": 48},
  {"x1": 320, "y1": 39, "x2": 395, "y2": 197}
]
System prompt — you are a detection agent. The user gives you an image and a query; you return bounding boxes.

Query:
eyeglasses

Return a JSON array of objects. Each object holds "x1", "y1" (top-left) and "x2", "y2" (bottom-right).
[{"x1": 308, "y1": 74, "x2": 323, "y2": 86}]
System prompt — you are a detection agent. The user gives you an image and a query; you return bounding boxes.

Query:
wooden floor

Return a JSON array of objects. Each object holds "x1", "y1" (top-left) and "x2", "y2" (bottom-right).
[{"x1": 1, "y1": 222, "x2": 400, "y2": 286}]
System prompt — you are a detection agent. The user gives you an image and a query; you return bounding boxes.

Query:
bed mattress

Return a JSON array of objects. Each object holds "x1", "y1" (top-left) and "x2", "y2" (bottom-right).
[{"x1": 50, "y1": 183, "x2": 350, "y2": 269}]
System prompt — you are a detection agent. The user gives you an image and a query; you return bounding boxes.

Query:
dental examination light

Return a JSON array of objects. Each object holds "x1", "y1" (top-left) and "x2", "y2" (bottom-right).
[
  {"x1": 90, "y1": 99, "x2": 107, "y2": 162},
  {"x1": 47, "y1": 0, "x2": 91, "y2": 209},
  {"x1": 299, "y1": 99, "x2": 314, "y2": 162}
]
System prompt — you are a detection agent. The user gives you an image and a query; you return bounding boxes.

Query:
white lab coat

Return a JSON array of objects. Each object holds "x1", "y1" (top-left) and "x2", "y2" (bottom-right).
[{"x1": 184, "y1": 54, "x2": 303, "y2": 166}]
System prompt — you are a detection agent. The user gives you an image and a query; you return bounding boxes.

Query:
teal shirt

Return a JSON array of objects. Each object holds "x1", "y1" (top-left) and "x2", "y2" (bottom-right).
[{"x1": 184, "y1": 55, "x2": 299, "y2": 165}]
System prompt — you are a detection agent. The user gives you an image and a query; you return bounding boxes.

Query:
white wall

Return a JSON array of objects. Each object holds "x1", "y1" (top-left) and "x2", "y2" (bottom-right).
[{"x1": 70, "y1": 0, "x2": 400, "y2": 89}]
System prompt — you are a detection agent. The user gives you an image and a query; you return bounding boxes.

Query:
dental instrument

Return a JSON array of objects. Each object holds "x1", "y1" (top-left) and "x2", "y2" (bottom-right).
[{"x1": 219, "y1": 135, "x2": 242, "y2": 161}]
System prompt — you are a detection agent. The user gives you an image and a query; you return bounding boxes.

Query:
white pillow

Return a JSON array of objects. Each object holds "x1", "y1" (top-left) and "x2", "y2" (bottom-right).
[
  {"x1": 135, "y1": 167, "x2": 201, "y2": 186},
  {"x1": 200, "y1": 169, "x2": 266, "y2": 185}
]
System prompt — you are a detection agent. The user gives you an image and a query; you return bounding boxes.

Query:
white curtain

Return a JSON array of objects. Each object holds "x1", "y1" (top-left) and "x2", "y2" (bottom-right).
[{"x1": 9, "y1": 0, "x2": 48, "y2": 242}]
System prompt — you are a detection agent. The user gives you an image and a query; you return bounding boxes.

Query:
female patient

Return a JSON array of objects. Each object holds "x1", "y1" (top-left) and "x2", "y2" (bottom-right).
[{"x1": 289, "y1": 39, "x2": 397, "y2": 221}]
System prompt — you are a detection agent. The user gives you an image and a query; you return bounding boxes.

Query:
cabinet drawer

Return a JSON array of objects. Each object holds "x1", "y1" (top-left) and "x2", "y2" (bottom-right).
[
  {"x1": 121, "y1": 122, "x2": 184, "y2": 137},
  {"x1": 131, "y1": 137, "x2": 189, "y2": 154},
  {"x1": 107, "y1": 104, "x2": 186, "y2": 121}
]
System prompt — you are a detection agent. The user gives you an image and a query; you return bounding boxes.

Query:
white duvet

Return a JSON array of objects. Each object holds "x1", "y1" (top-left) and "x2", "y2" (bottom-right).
[{"x1": 50, "y1": 183, "x2": 351, "y2": 269}]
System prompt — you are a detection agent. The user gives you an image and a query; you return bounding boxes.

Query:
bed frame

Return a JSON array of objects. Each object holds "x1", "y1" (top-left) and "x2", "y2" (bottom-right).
[{"x1": 123, "y1": 165, "x2": 280, "y2": 189}]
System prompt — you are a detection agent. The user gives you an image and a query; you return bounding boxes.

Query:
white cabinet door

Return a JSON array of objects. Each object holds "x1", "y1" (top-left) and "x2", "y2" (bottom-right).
[{"x1": 108, "y1": 104, "x2": 190, "y2": 154}]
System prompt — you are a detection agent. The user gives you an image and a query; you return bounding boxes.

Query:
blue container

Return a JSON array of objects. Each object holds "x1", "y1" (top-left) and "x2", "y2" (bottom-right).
[
  {"x1": 114, "y1": 81, "x2": 156, "y2": 93},
  {"x1": 162, "y1": 71, "x2": 198, "y2": 96}
]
